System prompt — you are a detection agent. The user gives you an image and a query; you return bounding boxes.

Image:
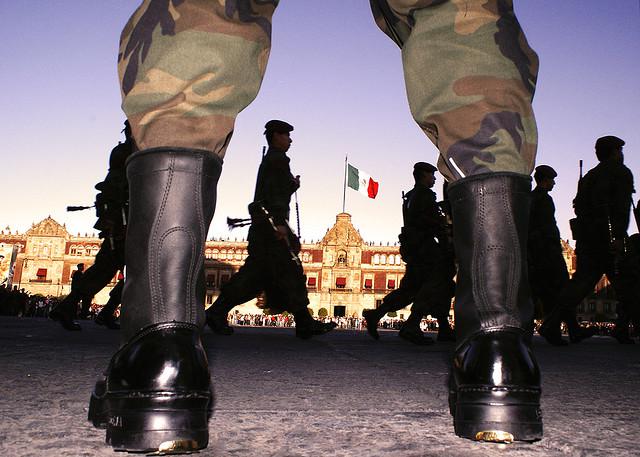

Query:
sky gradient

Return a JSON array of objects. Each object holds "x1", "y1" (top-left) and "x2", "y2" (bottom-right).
[{"x1": 2, "y1": 1, "x2": 639, "y2": 244}]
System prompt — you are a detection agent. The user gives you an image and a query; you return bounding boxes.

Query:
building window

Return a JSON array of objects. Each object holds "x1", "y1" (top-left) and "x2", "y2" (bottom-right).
[
  {"x1": 380, "y1": 254, "x2": 387, "y2": 265},
  {"x1": 604, "y1": 303, "x2": 611, "y2": 313},
  {"x1": 333, "y1": 305, "x2": 346, "y2": 317},
  {"x1": 589, "y1": 302, "x2": 596, "y2": 312},
  {"x1": 70, "y1": 246, "x2": 77, "y2": 256},
  {"x1": 375, "y1": 299, "x2": 383, "y2": 308},
  {"x1": 36, "y1": 268, "x2": 47, "y2": 281},
  {"x1": 337, "y1": 251, "x2": 347, "y2": 266},
  {"x1": 387, "y1": 279, "x2": 395, "y2": 289},
  {"x1": 211, "y1": 249, "x2": 219, "y2": 259},
  {"x1": 395, "y1": 254, "x2": 401, "y2": 264},
  {"x1": 373, "y1": 254, "x2": 380, "y2": 265},
  {"x1": 307, "y1": 277, "x2": 317, "y2": 288},
  {"x1": 220, "y1": 274, "x2": 230, "y2": 285},
  {"x1": 206, "y1": 274, "x2": 216, "y2": 288},
  {"x1": 336, "y1": 277, "x2": 346, "y2": 288},
  {"x1": 302, "y1": 252, "x2": 310, "y2": 263},
  {"x1": 364, "y1": 278, "x2": 372, "y2": 289}
]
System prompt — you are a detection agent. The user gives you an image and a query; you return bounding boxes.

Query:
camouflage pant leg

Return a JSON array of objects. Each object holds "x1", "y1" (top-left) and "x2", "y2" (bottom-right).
[
  {"x1": 119, "y1": 0, "x2": 278, "y2": 155},
  {"x1": 371, "y1": 0, "x2": 539, "y2": 181}
]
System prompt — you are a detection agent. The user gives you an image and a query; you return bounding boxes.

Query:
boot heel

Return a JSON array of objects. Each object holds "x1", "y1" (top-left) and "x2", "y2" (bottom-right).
[
  {"x1": 106, "y1": 397, "x2": 210, "y2": 453},
  {"x1": 452, "y1": 387, "x2": 542, "y2": 442}
]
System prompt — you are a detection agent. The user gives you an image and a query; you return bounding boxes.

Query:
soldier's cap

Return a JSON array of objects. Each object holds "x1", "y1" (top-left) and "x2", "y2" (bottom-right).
[
  {"x1": 595, "y1": 135, "x2": 625, "y2": 152},
  {"x1": 413, "y1": 162, "x2": 437, "y2": 174},
  {"x1": 534, "y1": 165, "x2": 557, "y2": 179},
  {"x1": 264, "y1": 119, "x2": 294, "y2": 135},
  {"x1": 77, "y1": 263, "x2": 84, "y2": 268}
]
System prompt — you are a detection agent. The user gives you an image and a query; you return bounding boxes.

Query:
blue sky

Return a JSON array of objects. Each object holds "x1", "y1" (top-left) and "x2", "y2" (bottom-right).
[{"x1": 1, "y1": 1, "x2": 639, "y2": 244}]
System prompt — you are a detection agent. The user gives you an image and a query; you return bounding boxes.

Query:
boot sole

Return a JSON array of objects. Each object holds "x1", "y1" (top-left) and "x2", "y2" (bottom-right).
[
  {"x1": 449, "y1": 386, "x2": 542, "y2": 442},
  {"x1": 91, "y1": 393, "x2": 210, "y2": 453}
]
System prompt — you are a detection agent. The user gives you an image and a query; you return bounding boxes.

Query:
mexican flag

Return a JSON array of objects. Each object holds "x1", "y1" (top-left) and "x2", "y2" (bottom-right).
[{"x1": 347, "y1": 163, "x2": 379, "y2": 199}]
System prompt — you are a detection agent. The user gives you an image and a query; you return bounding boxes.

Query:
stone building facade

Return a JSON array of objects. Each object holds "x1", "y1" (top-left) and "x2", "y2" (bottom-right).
[{"x1": 0, "y1": 214, "x2": 617, "y2": 322}]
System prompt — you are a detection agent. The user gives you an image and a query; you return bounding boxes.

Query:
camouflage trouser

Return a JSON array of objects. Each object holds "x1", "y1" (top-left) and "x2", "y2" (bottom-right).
[{"x1": 119, "y1": 0, "x2": 538, "y2": 181}]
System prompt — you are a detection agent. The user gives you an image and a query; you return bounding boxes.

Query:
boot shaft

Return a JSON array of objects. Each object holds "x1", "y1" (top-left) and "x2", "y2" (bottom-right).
[
  {"x1": 448, "y1": 173, "x2": 533, "y2": 344},
  {"x1": 122, "y1": 148, "x2": 222, "y2": 340}
]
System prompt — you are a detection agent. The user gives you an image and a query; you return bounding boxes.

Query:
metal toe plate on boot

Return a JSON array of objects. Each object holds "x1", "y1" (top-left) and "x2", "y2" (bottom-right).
[{"x1": 475, "y1": 430, "x2": 514, "y2": 443}]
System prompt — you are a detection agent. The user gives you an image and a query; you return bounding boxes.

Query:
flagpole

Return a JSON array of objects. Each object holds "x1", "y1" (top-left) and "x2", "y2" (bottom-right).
[{"x1": 342, "y1": 155, "x2": 347, "y2": 213}]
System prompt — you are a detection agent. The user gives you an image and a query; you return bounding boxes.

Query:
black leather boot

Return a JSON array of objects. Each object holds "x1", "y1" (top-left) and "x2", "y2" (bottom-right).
[
  {"x1": 436, "y1": 316, "x2": 456, "y2": 342},
  {"x1": 447, "y1": 173, "x2": 542, "y2": 443},
  {"x1": 88, "y1": 148, "x2": 222, "y2": 453},
  {"x1": 205, "y1": 294, "x2": 234, "y2": 335}
]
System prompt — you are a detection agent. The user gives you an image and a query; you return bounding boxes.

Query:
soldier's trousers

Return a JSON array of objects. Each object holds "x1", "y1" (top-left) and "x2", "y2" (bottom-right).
[
  {"x1": 379, "y1": 258, "x2": 454, "y2": 319},
  {"x1": 529, "y1": 246, "x2": 570, "y2": 317},
  {"x1": 214, "y1": 227, "x2": 310, "y2": 314},
  {"x1": 59, "y1": 239, "x2": 124, "y2": 317},
  {"x1": 558, "y1": 241, "x2": 640, "y2": 328},
  {"x1": 118, "y1": 0, "x2": 538, "y2": 181}
]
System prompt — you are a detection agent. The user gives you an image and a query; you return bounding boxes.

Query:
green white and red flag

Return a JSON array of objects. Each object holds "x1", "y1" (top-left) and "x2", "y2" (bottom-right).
[{"x1": 347, "y1": 163, "x2": 379, "y2": 199}]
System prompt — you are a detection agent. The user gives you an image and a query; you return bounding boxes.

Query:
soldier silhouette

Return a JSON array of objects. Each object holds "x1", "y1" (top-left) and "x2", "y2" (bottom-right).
[
  {"x1": 205, "y1": 120, "x2": 337, "y2": 339},
  {"x1": 541, "y1": 136, "x2": 639, "y2": 344},
  {"x1": 89, "y1": 1, "x2": 543, "y2": 452},
  {"x1": 363, "y1": 162, "x2": 455, "y2": 345}
]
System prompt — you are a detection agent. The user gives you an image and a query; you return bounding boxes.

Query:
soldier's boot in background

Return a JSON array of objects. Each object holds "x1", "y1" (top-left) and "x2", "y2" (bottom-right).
[
  {"x1": 78, "y1": 295, "x2": 93, "y2": 319},
  {"x1": 563, "y1": 309, "x2": 596, "y2": 343},
  {"x1": 205, "y1": 294, "x2": 234, "y2": 335},
  {"x1": 398, "y1": 311, "x2": 433, "y2": 345},
  {"x1": 95, "y1": 280, "x2": 123, "y2": 330},
  {"x1": 88, "y1": 149, "x2": 221, "y2": 453},
  {"x1": 436, "y1": 315, "x2": 456, "y2": 342},
  {"x1": 49, "y1": 292, "x2": 82, "y2": 331},
  {"x1": 537, "y1": 307, "x2": 568, "y2": 346},
  {"x1": 448, "y1": 173, "x2": 542, "y2": 443},
  {"x1": 293, "y1": 308, "x2": 337, "y2": 339},
  {"x1": 362, "y1": 308, "x2": 384, "y2": 340},
  {"x1": 611, "y1": 319, "x2": 635, "y2": 344}
]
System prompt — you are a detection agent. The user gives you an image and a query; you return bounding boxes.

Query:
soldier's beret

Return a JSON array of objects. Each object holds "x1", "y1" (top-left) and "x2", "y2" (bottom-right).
[
  {"x1": 534, "y1": 165, "x2": 557, "y2": 179},
  {"x1": 413, "y1": 162, "x2": 437, "y2": 174},
  {"x1": 595, "y1": 135, "x2": 625, "y2": 152},
  {"x1": 264, "y1": 119, "x2": 294, "y2": 135}
]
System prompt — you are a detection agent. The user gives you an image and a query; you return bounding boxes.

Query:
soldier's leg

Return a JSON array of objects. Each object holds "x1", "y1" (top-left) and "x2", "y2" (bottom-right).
[
  {"x1": 362, "y1": 264, "x2": 419, "y2": 340},
  {"x1": 96, "y1": 279, "x2": 124, "y2": 330},
  {"x1": 267, "y1": 243, "x2": 336, "y2": 339},
  {"x1": 206, "y1": 256, "x2": 265, "y2": 335},
  {"x1": 542, "y1": 244, "x2": 603, "y2": 343},
  {"x1": 90, "y1": 2, "x2": 278, "y2": 453},
  {"x1": 608, "y1": 255, "x2": 639, "y2": 344},
  {"x1": 49, "y1": 289, "x2": 82, "y2": 331},
  {"x1": 372, "y1": 0, "x2": 541, "y2": 442}
]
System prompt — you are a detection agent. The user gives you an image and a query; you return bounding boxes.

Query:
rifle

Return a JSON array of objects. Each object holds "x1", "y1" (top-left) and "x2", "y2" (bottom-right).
[
  {"x1": 227, "y1": 202, "x2": 301, "y2": 267},
  {"x1": 569, "y1": 160, "x2": 584, "y2": 241},
  {"x1": 66, "y1": 205, "x2": 94, "y2": 212}
]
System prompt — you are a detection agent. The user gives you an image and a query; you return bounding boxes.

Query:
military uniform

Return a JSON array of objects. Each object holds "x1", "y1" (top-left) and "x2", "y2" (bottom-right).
[
  {"x1": 364, "y1": 162, "x2": 455, "y2": 344},
  {"x1": 97, "y1": 1, "x2": 542, "y2": 451},
  {"x1": 206, "y1": 120, "x2": 335, "y2": 338},
  {"x1": 50, "y1": 131, "x2": 133, "y2": 330},
  {"x1": 556, "y1": 136, "x2": 639, "y2": 343}
]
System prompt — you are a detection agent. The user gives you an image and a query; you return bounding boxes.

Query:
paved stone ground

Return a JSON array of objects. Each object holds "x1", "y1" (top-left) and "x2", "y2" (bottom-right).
[{"x1": 0, "y1": 316, "x2": 638, "y2": 457}]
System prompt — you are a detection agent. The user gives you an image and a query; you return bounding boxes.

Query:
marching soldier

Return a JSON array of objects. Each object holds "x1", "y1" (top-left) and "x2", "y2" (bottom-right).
[
  {"x1": 205, "y1": 120, "x2": 336, "y2": 339},
  {"x1": 50, "y1": 121, "x2": 134, "y2": 331},
  {"x1": 92, "y1": 1, "x2": 542, "y2": 452},
  {"x1": 363, "y1": 162, "x2": 455, "y2": 345},
  {"x1": 543, "y1": 136, "x2": 638, "y2": 344},
  {"x1": 530, "y1": 165, "x2": 595, "y2": 345}
]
